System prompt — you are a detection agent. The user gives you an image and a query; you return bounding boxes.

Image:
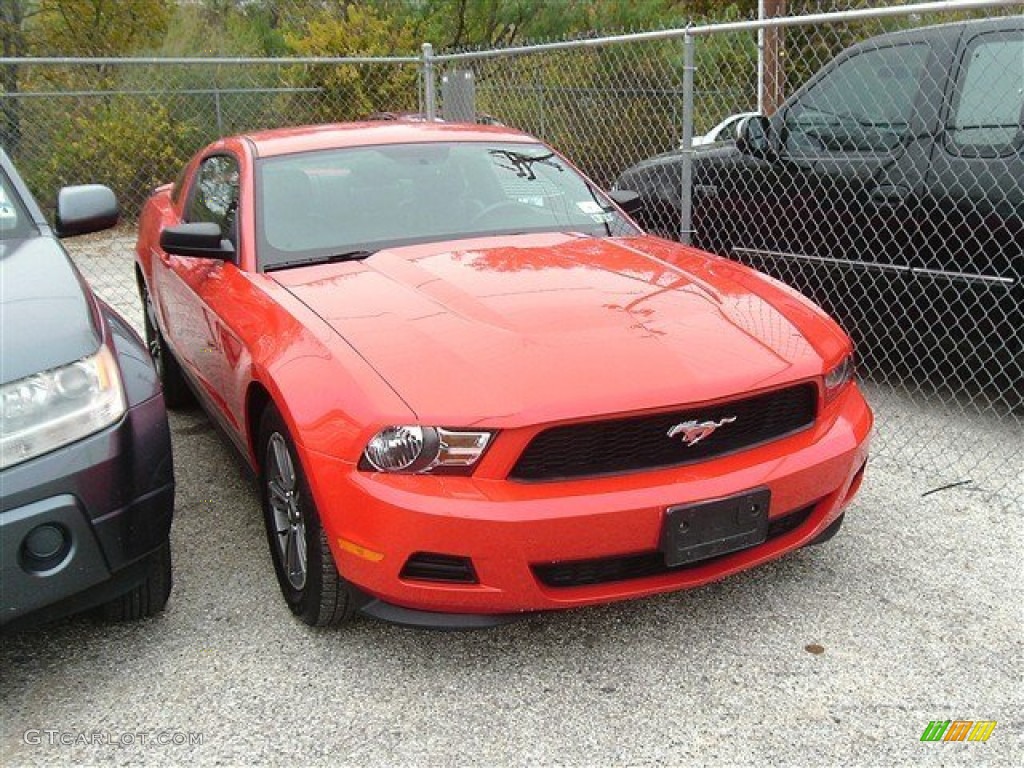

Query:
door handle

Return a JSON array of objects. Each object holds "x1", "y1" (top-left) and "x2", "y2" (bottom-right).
[{"x1": 870, "y1": 184, "x2": 911, "y2": 207}]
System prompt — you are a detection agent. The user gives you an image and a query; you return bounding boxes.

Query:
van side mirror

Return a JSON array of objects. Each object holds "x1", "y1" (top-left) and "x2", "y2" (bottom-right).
[
  {"x1": 608, "y1": 189, "x2": 643, "y2": 216},
  {"x1": 735, "y1": 115, "x2": 774, "y2": 159}
]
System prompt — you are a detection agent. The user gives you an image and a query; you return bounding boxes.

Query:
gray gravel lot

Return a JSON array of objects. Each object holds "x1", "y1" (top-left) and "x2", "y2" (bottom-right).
[
  {"x1": 2, "y1": 231, "x2": 1021, "y2": 767},
  {"x1": 1, "y1": 395, "x2": 1021, "y2": 767}
]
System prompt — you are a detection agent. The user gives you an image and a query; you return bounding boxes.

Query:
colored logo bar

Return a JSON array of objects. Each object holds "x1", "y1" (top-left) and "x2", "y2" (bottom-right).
[{"x1": 920, "y1": 720, "x2": 996, "y2": 742}]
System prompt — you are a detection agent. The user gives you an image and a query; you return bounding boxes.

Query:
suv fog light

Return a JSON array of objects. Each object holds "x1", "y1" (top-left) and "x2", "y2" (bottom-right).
[{"x1": 22, "y1": 523, "x2": 71, "y2": 571}]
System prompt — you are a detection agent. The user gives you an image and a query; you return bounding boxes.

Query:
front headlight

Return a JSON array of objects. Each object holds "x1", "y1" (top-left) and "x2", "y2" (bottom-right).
[
  {"x1": 0, "y1": 346, "x2": 126, "y2": 469},
  {"x1": 824, "y1": 354, "x2": 855, "y2": 403},
  {"x1": 361, "y1": 426, "x2": 492, "y2": 475}
]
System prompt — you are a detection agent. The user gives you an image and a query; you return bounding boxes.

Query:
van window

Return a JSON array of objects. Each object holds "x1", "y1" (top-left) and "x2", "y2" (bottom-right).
[
  {"x1": 949, "y1": 32, "x2": 1023, "y2": 155},
  {"x1": 784, "y1": 43, "x2": 930, "y2": 154}
]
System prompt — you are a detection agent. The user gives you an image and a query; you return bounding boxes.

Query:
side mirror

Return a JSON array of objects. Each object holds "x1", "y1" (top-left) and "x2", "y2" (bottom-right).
[
  {"x1": 608, "y1": 189, "x2": 643, "y2": 217},
  {"x1": 160, "y1": 222, "x2": 235, "y2": 260},
  {"x1": 735, "y1": 115, "x2": 773, "y2": 159},
  {"x1": 54, "y1": 184, "x2": 118, "y2": 238}
]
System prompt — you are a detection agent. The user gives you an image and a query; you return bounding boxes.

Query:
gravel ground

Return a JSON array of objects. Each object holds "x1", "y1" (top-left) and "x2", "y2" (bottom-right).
[
  {"x1": 1, "y1": 395, "x2": 1021, "y2": 767},
  {"x1": 1, "y1": 231, "x2": 1020, "y2": 767}
]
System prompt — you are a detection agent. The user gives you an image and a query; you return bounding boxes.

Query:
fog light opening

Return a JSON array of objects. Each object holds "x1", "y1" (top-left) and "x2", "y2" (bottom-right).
[
  {"x1": 21, "y1": 523, "x2": 72, "y2": 573},
  {"x1": 400, "y1": 552, "x2": 478, "y2": 584}
]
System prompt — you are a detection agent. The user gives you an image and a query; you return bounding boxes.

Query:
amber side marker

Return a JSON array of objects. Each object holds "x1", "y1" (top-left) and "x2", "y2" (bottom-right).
[{"x1": 337, "y1": 538, "x2": 385, "y2": 562}]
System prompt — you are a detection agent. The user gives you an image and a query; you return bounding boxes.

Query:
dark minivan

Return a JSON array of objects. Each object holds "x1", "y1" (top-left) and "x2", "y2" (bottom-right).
[
  {"x1": 617, "y1": 17, "x2": 1022, "y2": 400},
  {"x1": 1, "y1": 148, "x2": 174, "y2": 629}
]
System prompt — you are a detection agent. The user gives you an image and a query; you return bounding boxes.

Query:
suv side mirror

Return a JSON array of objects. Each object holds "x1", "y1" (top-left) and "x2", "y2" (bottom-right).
[
  {"x1": 54, "y1": 184, "x2": 119, "y2": 238},
  {"x1": 608, "y1": 189, "x2": 643, "y2": 216},
  {"x1": 160, "y1": 222, "x2": 235, "y2": 260},
  {"x1": 735, "y1": 115, "x2": 774, "y2": 159}
]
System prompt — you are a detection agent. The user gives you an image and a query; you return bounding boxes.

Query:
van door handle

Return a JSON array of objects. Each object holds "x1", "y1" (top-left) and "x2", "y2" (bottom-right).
[{"x1": 870, "y1": 184, "x2": 911, "y2": 207}]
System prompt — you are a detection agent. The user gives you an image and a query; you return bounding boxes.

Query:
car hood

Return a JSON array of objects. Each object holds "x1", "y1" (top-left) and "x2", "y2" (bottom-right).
[
  {"x1": 0, "y1": 235, "x2": 99, "y2": 385},
  {"x1": 616, "y1": 143, "x2": 736, "y2": 182},
  {"x1": 272, "y1": 233, "x2": 829, "y2": 426}
]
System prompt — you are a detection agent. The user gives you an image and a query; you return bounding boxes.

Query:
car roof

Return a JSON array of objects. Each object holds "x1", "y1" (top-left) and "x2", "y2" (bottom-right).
[{"x1": 245, "y1": 121, "x2": 537, "y2": 158}]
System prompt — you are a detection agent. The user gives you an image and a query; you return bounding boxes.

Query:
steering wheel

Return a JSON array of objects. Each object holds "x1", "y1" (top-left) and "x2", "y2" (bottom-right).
[{"x1": 469, "y1": 200, "x2": 534, "y2": 227}]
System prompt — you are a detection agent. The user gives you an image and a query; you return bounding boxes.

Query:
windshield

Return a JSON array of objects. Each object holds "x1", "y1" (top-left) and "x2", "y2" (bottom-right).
[
  {"x1": 0, "y1": 168, "x2": 36, "y2": 241},
  {"x1": 256, "y1": 141, "x2": 639, "y2": 270}
]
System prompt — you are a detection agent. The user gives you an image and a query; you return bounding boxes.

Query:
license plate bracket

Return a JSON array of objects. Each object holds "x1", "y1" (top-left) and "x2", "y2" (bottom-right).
[{"x1": 660, "y1": 488, "x2": 770, "y2": 567}]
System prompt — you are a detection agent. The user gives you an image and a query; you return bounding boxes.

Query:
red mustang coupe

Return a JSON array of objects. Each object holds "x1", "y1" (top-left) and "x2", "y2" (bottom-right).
[{"x1": 136, "y1": 122, "x2": 871, "y2": 627}]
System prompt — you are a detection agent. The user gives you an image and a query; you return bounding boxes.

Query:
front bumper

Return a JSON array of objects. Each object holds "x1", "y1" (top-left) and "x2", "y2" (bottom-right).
[
  {"x1": 304, "y1": 384, "x2": 872, "y2": 616},
  {"x1": 0, "y1": 394, "x2": 174, "y2": 628}
]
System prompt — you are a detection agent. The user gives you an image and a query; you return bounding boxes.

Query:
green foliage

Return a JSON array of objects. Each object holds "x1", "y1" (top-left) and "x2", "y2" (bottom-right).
[
  {"x1": 286, "y1": 4, "x2": 420, "y2": 121},
  {"x1": 29, "y1": 0, "x2": 172, "y2": 56},
  {"x1": 24, "y1": 97, "x2": 199, "y2": 216},
  {"x1": 158, "y1": 0, "x2": 288, "y2": 57}
]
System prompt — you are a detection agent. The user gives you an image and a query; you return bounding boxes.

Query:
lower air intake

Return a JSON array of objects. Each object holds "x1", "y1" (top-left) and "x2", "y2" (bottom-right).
[{"x1": 400, "y1": 552, "x2": 478, "y2": 584}]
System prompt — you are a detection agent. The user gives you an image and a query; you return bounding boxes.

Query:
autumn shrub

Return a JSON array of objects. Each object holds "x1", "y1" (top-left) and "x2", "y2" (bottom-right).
[{"x1": 23, "y1": 96, "x2": 200, "y2": 218}]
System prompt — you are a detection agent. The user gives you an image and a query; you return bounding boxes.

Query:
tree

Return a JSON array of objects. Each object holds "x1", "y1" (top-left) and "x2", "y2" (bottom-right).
[
  {"x1": 1, "y1": 0, "x2": 34, "y2": 152},
  {"x1": 287, "y1": 4, "x2": 420, "y2": 121},
  {"x1": 30, "y1": 0, "x2": 171, "y2": 57}
]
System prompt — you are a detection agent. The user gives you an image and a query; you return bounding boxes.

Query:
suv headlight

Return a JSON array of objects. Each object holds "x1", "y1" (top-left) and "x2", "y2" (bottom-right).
[
  {"x1": 824, "y1": 354, "x2": 854, "y2": 403},
  {"x1": 0, "y1": 346, "x2": 126, "y2": 469},
  {"x1": 361, "y1": 426, "x2": 492, "y2": 475}
]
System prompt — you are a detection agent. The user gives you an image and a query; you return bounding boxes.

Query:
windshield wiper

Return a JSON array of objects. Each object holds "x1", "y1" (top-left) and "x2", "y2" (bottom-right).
[{"x1": 265, "y1": 249, "x2": 376, "y2": 272}]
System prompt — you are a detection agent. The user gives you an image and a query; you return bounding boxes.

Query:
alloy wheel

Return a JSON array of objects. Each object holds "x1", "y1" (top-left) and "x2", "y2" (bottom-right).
[{"x1": 265, "y1": 432, "x2": 307, "y2": 590}]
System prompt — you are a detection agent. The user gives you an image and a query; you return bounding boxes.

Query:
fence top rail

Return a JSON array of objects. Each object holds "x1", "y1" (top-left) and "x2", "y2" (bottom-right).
[
  {"x1": 0, "y1": 55, "x2": 421, "y2": 66},
  {"x1": 432, "y1": 0, "x2": 1019, "y2": 62}
]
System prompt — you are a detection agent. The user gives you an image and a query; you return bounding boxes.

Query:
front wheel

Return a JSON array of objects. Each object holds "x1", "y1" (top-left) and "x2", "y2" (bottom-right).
[
  {"x1": 258, "y1": 405, "x2": 356, "y2": 627},
  {"x1": 99, "y1": 541, "x2": 172, "y2": 621}
]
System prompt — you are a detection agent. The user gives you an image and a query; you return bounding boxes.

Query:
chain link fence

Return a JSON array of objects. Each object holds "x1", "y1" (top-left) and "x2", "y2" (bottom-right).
[{"x1": 2, "y1": 1, "x2": 1021, "y2": 497}]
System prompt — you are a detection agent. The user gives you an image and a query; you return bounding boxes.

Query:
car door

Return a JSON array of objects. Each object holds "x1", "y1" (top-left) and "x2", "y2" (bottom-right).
[
  {"x1": 156, "y1": 153, "x2": 248, "y2": 431},
  {"x1": 918, "y1": 22, "x2": 1023, "y2": 387}
]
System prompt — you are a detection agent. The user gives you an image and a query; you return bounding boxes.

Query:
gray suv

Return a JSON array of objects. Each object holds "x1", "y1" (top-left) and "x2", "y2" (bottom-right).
[{"x1": 1, "y1": 149, "x2": 174, "y2": 629}]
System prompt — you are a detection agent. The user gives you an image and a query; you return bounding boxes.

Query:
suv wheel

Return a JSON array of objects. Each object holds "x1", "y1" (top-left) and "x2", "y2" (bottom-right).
[{"x1": 100, "y1": 541, "x2": 172, "y2": 621}]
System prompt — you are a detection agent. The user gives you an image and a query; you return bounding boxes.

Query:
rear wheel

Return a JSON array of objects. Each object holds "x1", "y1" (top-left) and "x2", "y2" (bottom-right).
[
  {"x1": 100, "y1": 541, "x2": 173, "y2": 621},
  {"x1": 140, "y1": 278, "x2": 193, "y2": 408},
  {"x1": 259, "y1": 405, "x2": 356, "y2": 627}
]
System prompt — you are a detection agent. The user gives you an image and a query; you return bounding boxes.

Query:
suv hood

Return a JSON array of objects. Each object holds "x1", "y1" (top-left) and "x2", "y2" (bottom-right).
[
  {"x1": 0, "y1": 236, "x2": 99, "y2": 385},
  {"x1": 272, "y1": 233, "x2": 829, "y2": 426}
]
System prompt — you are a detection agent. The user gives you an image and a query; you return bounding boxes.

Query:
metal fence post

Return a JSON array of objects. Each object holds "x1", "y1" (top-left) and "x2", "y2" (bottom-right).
[
  {"x1": 213, "y1": 85, "x2": 224, "y2": 136},
  {"x1": 422, "y1": 42, "x2": 437, "y2": 121},
  {"x1": 679, "y1": 31, "x2": 695, "y2": 245}
]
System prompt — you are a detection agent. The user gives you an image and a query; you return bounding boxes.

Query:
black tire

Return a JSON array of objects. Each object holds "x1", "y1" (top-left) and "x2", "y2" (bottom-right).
[
  {"x1": 100, "y1": 541, "x2": 173, "y2": 621},
  {"x1": 139, "y1": 277, "x2": 193, "y2": 408},
  {"x1": 806, "y1": 512, "x2": 844, "y2": 547},
  {"x1": 258, "y1": 405, "x2": 356, "y2": 627}
]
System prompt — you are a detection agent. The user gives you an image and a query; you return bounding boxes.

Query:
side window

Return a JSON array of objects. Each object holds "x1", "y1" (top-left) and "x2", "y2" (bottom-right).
[
  {"x1": 948, "y1": 32, "x2": 1023, "y2": 156},
  {"x1": 784, "y1": 43, "x2": 930, "y2": 154},
  {"x1": 0, "y1": 169, "x2": 35, "y2": 240},
  {"x1": 187, "y1": 155, "x2": 240, "y2": 240}
]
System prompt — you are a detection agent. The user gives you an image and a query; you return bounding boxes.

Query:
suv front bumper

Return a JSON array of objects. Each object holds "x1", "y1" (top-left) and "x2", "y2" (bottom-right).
[{"x1": 0, "y1": 393, "x2": 174, "y2": 628}]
